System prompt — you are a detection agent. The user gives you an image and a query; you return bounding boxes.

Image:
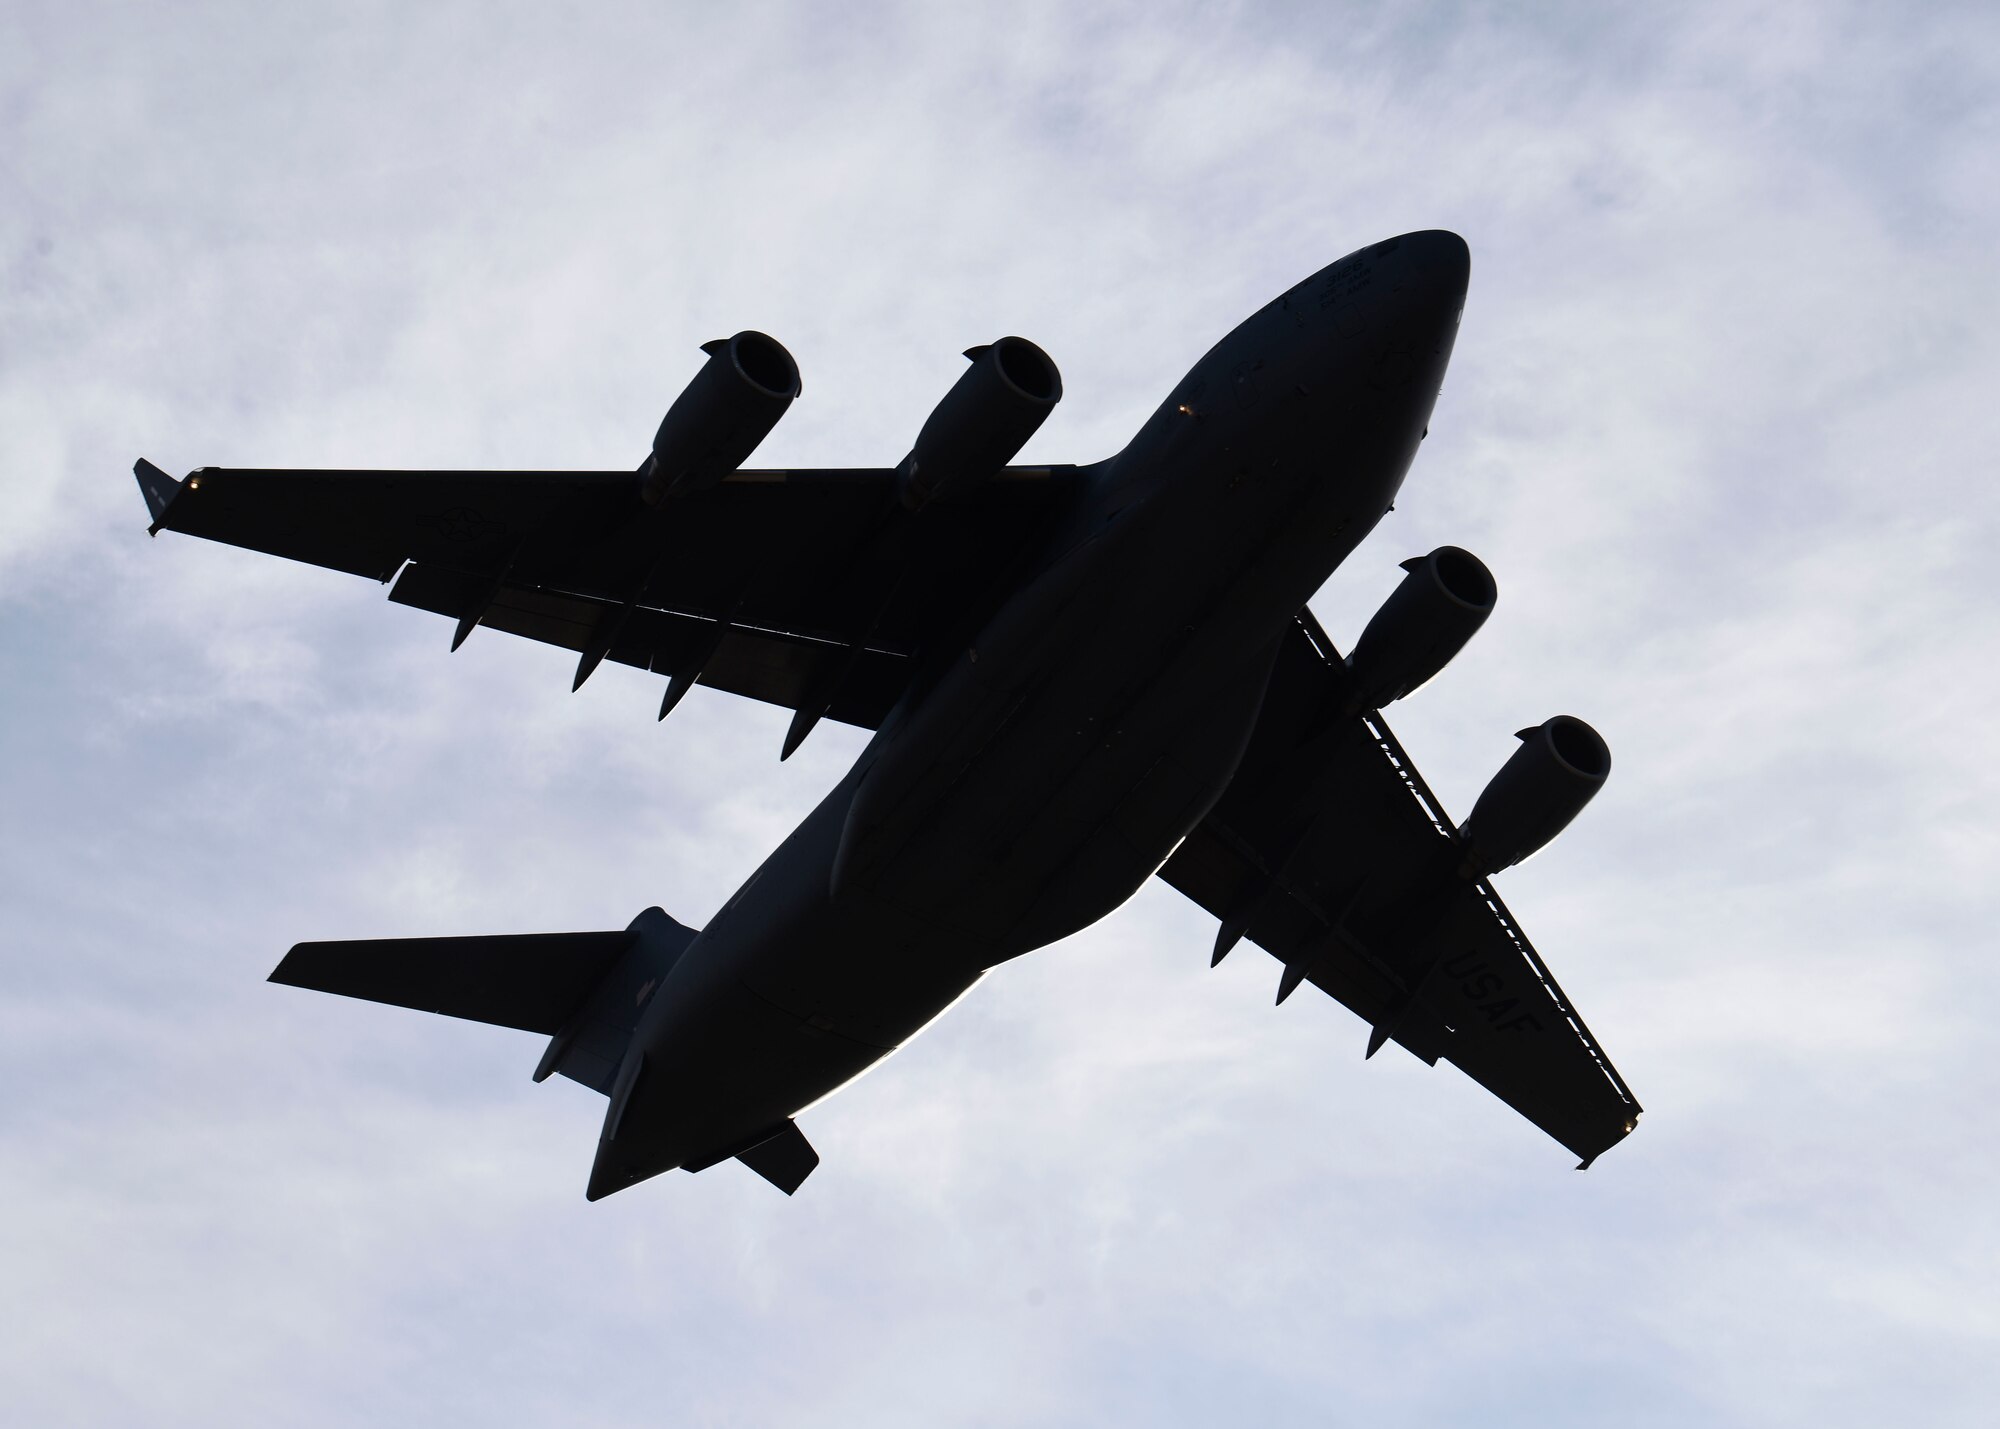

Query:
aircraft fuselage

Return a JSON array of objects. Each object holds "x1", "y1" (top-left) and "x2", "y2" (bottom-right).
[{"x1": 588, "y1": 232, "x2": 1469, "y2": 1197}]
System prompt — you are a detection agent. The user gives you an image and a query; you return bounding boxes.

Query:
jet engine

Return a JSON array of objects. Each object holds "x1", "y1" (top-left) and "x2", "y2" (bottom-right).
[
  {"x1": 898, "y1": 337, "x2": 1062, "y2": 509},
  {"x1": 642, "y1": 330, "x2": 801, "y2": 503},
  {"x1": 1342, "y1": 546, "x2": 1497, "y2": 712},
  {"x1": 1459, "y1": 716, "x2": 1611, "y2": 875}
]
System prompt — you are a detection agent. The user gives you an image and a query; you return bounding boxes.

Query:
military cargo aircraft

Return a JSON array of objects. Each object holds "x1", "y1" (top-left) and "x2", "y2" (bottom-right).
[{"x1": 136, "y1": 229, "x2": 1639, "y2": 1199}]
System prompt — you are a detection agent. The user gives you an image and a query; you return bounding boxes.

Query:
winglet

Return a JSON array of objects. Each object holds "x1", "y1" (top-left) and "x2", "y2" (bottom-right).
[{"x1": 134, "y1": 458, "x2": 182, "y2": 533}]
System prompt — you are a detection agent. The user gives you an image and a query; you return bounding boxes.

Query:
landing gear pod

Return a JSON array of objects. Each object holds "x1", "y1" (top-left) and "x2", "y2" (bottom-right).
[
  {"x1": 1459, "y1": 716, "x2": 1611, "y2": 875},
  {"x1": 899, "y1": 336, "x2": 1062, "y2": 510},
  {"x1": 643, "y1": 331, "x2": 801, "y2": 503},
  {"x1": 1342, "y1": 546, "x2": 1497, "y2": 713}
]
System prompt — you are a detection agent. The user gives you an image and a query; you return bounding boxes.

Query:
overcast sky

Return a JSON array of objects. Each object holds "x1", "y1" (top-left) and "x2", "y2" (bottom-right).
[{"x1": 5, "y1": 1, "x2": 1998, "y2": 1424}]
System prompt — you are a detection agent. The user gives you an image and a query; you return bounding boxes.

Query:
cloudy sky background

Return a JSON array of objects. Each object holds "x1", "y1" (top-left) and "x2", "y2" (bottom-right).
[{"x1": 5, "y1": 1, "x2": 1997, "y2": 1423}]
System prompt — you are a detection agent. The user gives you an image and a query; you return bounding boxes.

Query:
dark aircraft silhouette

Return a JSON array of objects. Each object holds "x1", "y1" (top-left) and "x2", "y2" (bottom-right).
[{"x1": 136, "y1": 230, "x2": 1639, "y2": 1199}]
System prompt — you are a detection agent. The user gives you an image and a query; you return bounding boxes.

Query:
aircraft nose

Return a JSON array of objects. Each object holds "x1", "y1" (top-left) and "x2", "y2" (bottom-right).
[
  {"x1": 1358, "y1": 231, "x2": 1468, "y2": 400},
  {"x1": 1397, "y1": 229, "x2": 1470, "y2": 299}
]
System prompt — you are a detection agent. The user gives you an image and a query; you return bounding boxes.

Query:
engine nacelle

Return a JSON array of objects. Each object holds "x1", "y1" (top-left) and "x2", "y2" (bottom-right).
[
  {"x1": 898, "y1": 336, "x2": 1062, "y2": 510},
  {"x1": 1342, "y1": 546, "x2": 1497, "y2": 712},
  {"x1": 1459, "y1": 716, "x2": 1611, "y2": 875},
  {"x1": 642, "y1": 330, "x2": 801, "y2": 504}
]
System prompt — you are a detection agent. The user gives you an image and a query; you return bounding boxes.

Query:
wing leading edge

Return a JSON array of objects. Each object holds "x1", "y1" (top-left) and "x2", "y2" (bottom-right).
[{"x1": 1158, "y1": 612, "x2": 1639, "y2": 1167}]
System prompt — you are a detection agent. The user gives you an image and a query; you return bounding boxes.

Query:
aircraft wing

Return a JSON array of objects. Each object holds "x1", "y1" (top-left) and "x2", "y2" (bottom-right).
[
  {"x1": 136, "y1": 459, "x2": 1080, "y2": 737},
  {"x1": 1157, "y1": 611, "x2": 1640, "y2": 1167}
]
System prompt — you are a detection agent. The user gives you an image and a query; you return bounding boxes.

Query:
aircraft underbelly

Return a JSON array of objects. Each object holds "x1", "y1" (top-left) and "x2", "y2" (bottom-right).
[
  {"x1": 601, "y1": 773, "x2": 989, "y2": 1183},
  {"x1": 845, "y1": 537, "x2": 1348, "y2": 954},
  {"x1": 605, "y1": 521, "x2": 1304, "y2": 1180},
  {"x1": 602, "y1": 668, "x2": 1276, "y2": 1183},
  {"x1": 876, "y1": 632, "x2": 1280, "y2": 954}
]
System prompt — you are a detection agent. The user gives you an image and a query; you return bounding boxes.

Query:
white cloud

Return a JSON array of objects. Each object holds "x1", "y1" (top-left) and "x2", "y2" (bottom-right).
[{"x1": 5, "y1": 1, "x2": 1999, "y2": 1424}]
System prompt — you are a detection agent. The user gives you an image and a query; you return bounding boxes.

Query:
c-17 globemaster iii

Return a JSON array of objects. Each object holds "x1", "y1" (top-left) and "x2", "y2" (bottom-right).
[{"x1": 136, "y1": 230, "x2": 1639, "y2": 1199}]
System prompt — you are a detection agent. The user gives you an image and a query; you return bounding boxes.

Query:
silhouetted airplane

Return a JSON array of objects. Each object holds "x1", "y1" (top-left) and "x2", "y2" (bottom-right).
[{"x1": 136, "y1": 230, "x2": 1639, "y2": 1199}]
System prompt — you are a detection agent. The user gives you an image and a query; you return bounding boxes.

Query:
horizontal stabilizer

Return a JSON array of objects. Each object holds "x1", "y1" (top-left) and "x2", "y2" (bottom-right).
[
  {"x1": 272, "y1": 926, "x2": 638, "y2": 1034},
  {"x1": 678, "y1": 1117, "x2": 821, "y2": 1195},
  {"x1": 735, "y1": 1121, "x2": 820, "y2": 1195}
]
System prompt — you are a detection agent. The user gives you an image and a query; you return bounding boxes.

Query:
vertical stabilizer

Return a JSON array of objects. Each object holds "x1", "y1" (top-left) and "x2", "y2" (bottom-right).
[{"x1": 531, "y1": 907, "x2": 699, "y2": 1093}]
